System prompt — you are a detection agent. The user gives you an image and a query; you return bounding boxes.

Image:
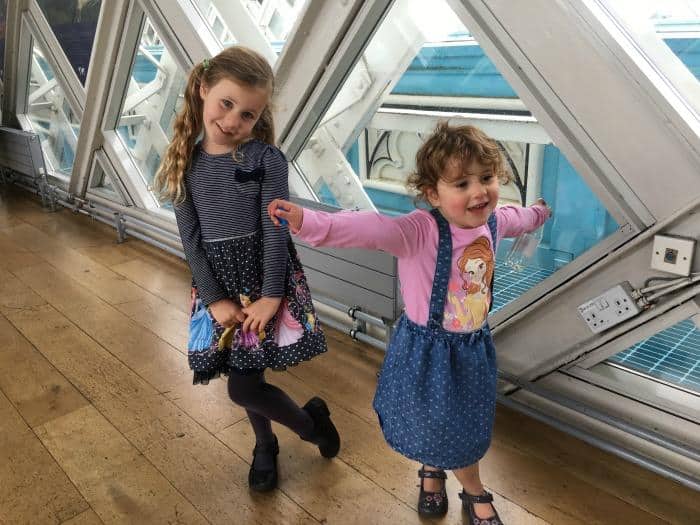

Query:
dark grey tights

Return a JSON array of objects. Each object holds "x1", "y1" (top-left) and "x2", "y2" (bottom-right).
[{"x1": 227, "y1": 368, "x2": 314, "y2": 448}]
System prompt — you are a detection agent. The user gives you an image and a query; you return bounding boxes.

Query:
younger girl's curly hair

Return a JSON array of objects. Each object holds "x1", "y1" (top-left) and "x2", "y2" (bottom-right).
[
  {"x1": 154, "y1": 46, "x2": 275, "y2": 204},
  {"x1": 407, "y1": 122, "x2": 510, "y2": 204}
]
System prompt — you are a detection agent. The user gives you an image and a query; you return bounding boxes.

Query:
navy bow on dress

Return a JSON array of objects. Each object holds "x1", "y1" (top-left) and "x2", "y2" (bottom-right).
[{"x1": 234, "y1": 167, "x2": 264, "y2": 183}]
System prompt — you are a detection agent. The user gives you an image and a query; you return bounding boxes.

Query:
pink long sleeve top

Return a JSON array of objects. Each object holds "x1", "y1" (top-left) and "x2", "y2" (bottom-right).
[{"x1": 295, "y1": 205, "x2": 550, "y2": 333}]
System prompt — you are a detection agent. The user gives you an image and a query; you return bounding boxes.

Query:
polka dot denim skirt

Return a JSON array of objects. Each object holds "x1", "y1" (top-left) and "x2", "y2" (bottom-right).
[
  {"x1": 372, "y1": 208, "x2": 498, "y2": 470},
  {"x1": 373, "y1": 315, "x2": 497, "y2": 469}
]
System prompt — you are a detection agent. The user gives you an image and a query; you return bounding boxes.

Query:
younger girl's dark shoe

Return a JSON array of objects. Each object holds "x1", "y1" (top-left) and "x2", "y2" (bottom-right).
[
  {"x1": 459, "y1": 490, "x2": 504, "y2": 525},
  {"x1": 302, "y1": 397, "x2": 340, "y2": 458},
  {"x1": 248, "y1": 434, "x2": 279, "y2": 492},
  {"x1": 417, "y1": 467, "x2": 448, "y2": 517}
]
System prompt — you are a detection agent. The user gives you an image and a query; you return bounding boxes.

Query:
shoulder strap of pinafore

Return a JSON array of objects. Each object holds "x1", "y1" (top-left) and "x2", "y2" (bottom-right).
[
  {"x1": 487, "y1": 211, "x2": 498, "y2": 313},
  {"x1": 427, "y1": 208, "x2": 452, "y2": 330},
  {"x1": 427, "y1": 209, "x2": 499, "y2": 329}
]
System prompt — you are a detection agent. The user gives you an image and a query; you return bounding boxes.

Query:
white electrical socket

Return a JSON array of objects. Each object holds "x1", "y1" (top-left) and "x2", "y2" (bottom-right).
[
  {"x1": 577, "y1": 282, "x2": 641, "y2": 334},
  {"x1": 650, "y1": 234, "x2": 695, "y2": 276}
]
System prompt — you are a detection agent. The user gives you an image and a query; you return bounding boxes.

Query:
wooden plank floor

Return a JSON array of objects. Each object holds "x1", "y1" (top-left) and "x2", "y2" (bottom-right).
[{"x1": 0, "y1": 185, "x2": 697, "y2": 525}]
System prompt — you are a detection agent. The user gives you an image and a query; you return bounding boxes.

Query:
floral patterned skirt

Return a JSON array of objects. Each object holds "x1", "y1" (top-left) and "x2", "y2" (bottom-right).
[{"x1": 188, "y1": 231, "x2": 326, "y2": 384}]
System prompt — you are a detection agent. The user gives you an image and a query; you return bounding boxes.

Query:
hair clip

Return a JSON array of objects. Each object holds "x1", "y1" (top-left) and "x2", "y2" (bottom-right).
[{"x1": 202, "y1": 58, "x2": 210, "y2": 70}]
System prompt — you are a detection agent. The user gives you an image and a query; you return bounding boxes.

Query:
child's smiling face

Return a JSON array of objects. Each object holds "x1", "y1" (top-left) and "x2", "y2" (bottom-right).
[
  {"x1": 199, "y1": 77, "x2": 269, "y2": 154},
  {"x1": 426, "y1": 156, "x2": 500, "y2": 229}
]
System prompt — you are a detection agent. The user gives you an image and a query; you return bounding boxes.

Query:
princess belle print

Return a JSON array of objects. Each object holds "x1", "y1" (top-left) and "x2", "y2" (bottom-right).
[{"x1": 444, "y1": 236, "x2": 494, "y2": 331}]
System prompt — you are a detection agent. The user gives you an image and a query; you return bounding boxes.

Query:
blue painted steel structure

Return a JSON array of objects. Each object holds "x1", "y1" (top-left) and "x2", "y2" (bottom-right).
[{"x1": 393, "y1": 42, "x2": 517, "y2": 98}]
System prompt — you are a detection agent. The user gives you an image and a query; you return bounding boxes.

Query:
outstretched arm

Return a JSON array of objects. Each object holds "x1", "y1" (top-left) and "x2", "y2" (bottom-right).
[
  {"x1": 268, "y1": 199, "x2": 429, "y2": 258},
  {"x1": 496, "y1": 199, "x2": 552, "y2": 240}
]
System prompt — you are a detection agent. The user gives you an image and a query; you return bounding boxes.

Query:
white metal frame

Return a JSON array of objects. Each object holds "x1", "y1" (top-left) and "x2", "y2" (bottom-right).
[
  {"x1": 69, "y1": 1, "x2": 130, "y2": 197},
  {"x1": 2, "y1": 0, "x2": 29, "y2": 126},
  {"x1": 585, "y1": 0, "x2": 700, "y2": 144},
  {"x1": 25, "y1": 0, "x2": 85, "y2": 112},
  {"x1": 98, "y1": 0, "x2": 215, "y2": 211},
  {"x1": 15, "y1": 13, "x2": 81, "y2": 186},
  {"x1": 99, "y1": 0, "x2": 155, "y2": 209},
  {"x1": 274, "y1": 0, "x2": 368, "y2": 141},
  {"x1": 278, "y1": 0, "x2": 394, "y2": 155},
  {"x1": 186, "y1": 0, "x2": 276, "y2": 63},
  {"x1": 85, "y1": 149, "x2": 134, "y2": 206}
]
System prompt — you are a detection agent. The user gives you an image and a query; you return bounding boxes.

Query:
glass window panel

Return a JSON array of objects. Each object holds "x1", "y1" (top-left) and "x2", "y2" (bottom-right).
[
  {"x1": 0, "y1": 0, "x2": 6, "y2": 80},
  {"x1": 294, "y1": 0, "x2": 621, "y2": 311},
  {"x1": 268, "y1": 10, "x2": 284, "y2": 40},
  {"x1": 600, "y1": 1, "x2": 700, "y2": 107},
  {"x1": 193, "y1": 0, "x2": 307, "y2": 56},
  {"x1": 247, "y1": 0, "x2": 306, "y2": 51},
  {"x1": 115, "y1": 18, "x2": 185, "y2": 202},
  {"x1": 97, "y1": 174, "x2": 116, "y2": 194},
  {"x1": 194, "y1": 1, "x2": 236, "y2": 46},
  {"x1": 89, "y1": 163, "x2": 118, "y2": 197},
  {"x1": 212, "y1": 17, "x2": 224, "y2": 37},
  {"x1": 36, "y1": 0, "x2": 101, "y2": 85},
  {"x1": 26, "y1": 41, "x2": 80, "y2": 179},
  {"x1": 607, "y1": 317, "x2": 700, "y2": 394}
]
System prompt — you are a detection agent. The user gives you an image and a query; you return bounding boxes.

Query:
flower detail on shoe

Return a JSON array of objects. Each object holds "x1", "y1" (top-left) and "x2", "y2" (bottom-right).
[
  {"x1": 475, "y1": 518, "x2": 504, "y2": 525},
  {"x1": 460, "y1": 490, "x2": 503, "y2": 525},
  {"x1": 417, "y1": 467, "x2": 448, "y2": 517}
]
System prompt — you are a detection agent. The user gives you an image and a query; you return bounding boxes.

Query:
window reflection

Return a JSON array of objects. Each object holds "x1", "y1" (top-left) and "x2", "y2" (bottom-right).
[
  {"x1": 26, "y1": 42, "x2": 80, "y2": 179},
  {"x1": 89, "y1": 163, "x2": 119, "y2": 198},
  {"x1": 607, "y1": 317, "x2": 700, "y2": 394},
  {"x1": 116, "y1": 19, "x2": 185, "y2": 197},
  {"x1": 36, "y1": 0, "x2": 101, "y2": 85}
]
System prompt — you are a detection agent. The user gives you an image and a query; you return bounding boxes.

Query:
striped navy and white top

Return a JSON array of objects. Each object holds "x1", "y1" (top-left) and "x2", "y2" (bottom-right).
[{"x1": 173, "y1": 140, "x2": 289, "y2": 306}]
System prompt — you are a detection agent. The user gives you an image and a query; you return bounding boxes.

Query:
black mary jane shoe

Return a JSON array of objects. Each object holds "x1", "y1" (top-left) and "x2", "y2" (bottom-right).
[
  {"x1": 248, "y1": 434, "x2": 279, "y2": 492},
  {"x1": 302, "y1": 397, "x2": 340, "y2": 458},
  {"x1": 417, "y1": 467, "x2": 448, "y2": 517},
  {"x1": 459, "y1": 490, "x2": 504, "y2": 525}
]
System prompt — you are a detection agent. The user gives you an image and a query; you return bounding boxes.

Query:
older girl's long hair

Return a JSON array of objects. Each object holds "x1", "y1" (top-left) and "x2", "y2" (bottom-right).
[{"x1": 154, "y1": 46, "x2": 275, "y2": 204}]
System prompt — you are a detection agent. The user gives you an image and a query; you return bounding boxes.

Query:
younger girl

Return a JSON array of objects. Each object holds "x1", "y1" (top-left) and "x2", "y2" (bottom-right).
[
  {"x1": 154, "y1": 46, "x2": 340, "y2": 493},
  {"x1": 269, "y1": 123, "x2": 551, "y2": 523}
]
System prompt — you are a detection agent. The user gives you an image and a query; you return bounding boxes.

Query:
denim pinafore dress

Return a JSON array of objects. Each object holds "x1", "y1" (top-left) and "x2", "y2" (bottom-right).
[{"x1": 372, "y1": 208, "x2": 498, "y2": 470}]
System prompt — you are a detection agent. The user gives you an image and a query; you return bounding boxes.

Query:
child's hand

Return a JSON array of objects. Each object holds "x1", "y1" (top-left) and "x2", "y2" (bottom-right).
[
  {"x1": 208, "y1": 298, "x2": 246, "y2": 328},
  {"x1": 535, "y1": 198, "x2": 553, "y2": 219},
  {"x1": 242, "y1": 296, "x2": 282, "y2": 334},
  {"x1": 267, "y1": 199, "x2": 304, "y2": 232}
]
